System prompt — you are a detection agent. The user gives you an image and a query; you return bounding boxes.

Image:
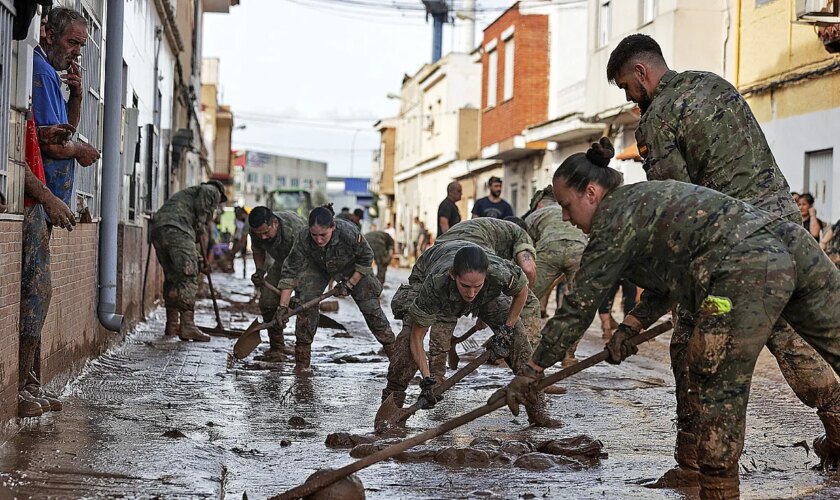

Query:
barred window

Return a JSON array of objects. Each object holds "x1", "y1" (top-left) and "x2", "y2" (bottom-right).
[
  {"x1": 73, "y1": 5, "x2": 103, "y2": 216},
  {"x1": 0, "y1": 3, "x2": 13, "y2": 213}
]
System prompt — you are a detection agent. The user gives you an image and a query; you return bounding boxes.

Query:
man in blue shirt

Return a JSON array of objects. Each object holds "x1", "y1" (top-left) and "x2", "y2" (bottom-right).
[{"x1": 471, "y1": 176, "x2": 514, "y2": 219}]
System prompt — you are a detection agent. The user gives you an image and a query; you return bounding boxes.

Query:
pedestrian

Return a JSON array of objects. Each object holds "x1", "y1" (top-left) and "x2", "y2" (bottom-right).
[
  {"x1": 609, "y1": 33, "x2": 840, "y2": 481},
  {"x1": 797, "y1": 192, "x2": 826, "y2": 240},
  {"x1": 364, "y1": 230, "x2": 395, "y2": 285},
  {"x1": 246, "y1": 206, "x2": 307, "y2": 362},
  {"x1": 415, "y1": 220, "x2": 430, "y2": 257},
  {"x1": 523, "y1": 186, "x2": 587, "y2": 364},
  {"x1": 437, "y1": 181, "x2": 462, "y2": 236},
  {"x1": 500, "y1": 140, "x2": 840, "y2": 498},
  {"x1": 385, "y1": 241, "x2": 556, "y2": 427},
  {"x1": 384, "y1": 222, "x2": 396, "y2": 240},
  {"x1": 275, "y1": 207, "x2": 396, "y2": 372},
  {"x1": 471, "y1": 176, "x2": 513, "y2": 219},
  {"x1": 151, "y1": 181, "x2": 227, "y2": 342}
]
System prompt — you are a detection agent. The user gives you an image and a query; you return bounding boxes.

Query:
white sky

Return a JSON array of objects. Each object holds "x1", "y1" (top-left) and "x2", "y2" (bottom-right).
[{"x1": 202, "y1": 0, "x2": 510, "y2": 178}]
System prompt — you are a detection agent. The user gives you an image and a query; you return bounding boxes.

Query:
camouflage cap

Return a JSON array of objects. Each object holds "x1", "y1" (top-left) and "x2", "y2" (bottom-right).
[
  {"x1": 528, "y1": 185, "x2": 555, "y2": 212},
  {"x1": 203, "y1": 179, "x2": 228, "y2": 203}
]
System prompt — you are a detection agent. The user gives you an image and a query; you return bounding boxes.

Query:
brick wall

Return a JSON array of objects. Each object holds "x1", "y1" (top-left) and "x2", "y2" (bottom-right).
[
  {"x1": 480, "y1": 7, "x2": 550, "y2": 148},
  {"x1": 0, "y1": 219, "x2": 22, "y2": 421}
]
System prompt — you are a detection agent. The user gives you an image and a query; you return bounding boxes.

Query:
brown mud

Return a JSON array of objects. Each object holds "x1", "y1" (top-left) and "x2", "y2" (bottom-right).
[{"x1": 1, "y1": 263, "x2": 839, "y2": 498}]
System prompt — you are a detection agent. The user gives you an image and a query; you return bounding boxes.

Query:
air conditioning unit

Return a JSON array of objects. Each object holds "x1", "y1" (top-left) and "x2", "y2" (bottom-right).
[{"x1": 796, "y1": 0, "x2": 840, "y2": 24}]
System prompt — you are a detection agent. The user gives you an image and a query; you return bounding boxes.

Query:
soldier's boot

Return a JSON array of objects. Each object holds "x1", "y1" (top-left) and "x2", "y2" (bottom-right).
[
  {"x1": 294, "y1": 343, "x2": 312, "y2": 374},
  {"x1": 255, "y1": 324, "x2": 290, "y2": 362},
  {"x1": 18, "y1": 336, "x2": 49, "y2": 415},
  {"x1": 599, "y1": 312, "x2": 615, "y2": 340},
  {"x1": 698, "y1": 474, "x2": 739, "y2": 500},
  {"x1": 164, "y1": 308, "x2": 180, "y2": 337},
  {"x1": 524, "y1": 393, "x2": 562, "y2": 428},
  {"x1": 25, "y1": 372, "x2": 62, "y2": 411},
  {"x1": 18, "y1": 391, "x2": 43, "y2": 418},
  {"x1": 561, "y1": 340, "x2": 580, "y2": 367},
  {"x1": 645, "y1": 430, "x2": 701, "y2": 489},
  {"x1": 178, "y1": 311, "x2": 211, "y2": 342},
  {"x1": 814, "y1": 410, "x2": 840, "y2": 471},
  {"x1": 381, "y1": 388, "x2": 406, "y2": 408}
]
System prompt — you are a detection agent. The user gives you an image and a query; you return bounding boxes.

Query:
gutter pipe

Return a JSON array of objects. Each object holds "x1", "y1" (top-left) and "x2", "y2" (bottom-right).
[{"x1": 98, "y1": 0, "x2": 125, "y2": 332}]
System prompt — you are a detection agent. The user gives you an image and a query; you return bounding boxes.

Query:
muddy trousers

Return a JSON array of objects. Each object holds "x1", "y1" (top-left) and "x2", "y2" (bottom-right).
[
  {"x1": 669, "y1": 227, "x2": 840, "y2": 496},
  {"x1": 151, "y1": 226, "x2": 200, "y2": 312},
  {"x1": 374, "y1": 255, "x2": 389, "y2": 285},
  {"x1": 532, "y1": 240, "x2": 585, "y2": 316},
  {"x1": 19, "y1": 205, "x2": 52, "y2": 387},
  {"x1": 294, "y1": 266, "x2": 395, "y2": 349}
]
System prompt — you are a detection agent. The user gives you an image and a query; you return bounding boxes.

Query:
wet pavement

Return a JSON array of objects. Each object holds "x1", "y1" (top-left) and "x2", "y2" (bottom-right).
[{"x1": 2, "y1": 259, "x2": 840, "y2": 499}]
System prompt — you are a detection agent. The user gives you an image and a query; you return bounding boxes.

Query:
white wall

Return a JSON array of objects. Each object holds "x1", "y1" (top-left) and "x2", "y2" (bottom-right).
[{"x1": 762, "y1": 107, "x2": 840, "y2": 223}]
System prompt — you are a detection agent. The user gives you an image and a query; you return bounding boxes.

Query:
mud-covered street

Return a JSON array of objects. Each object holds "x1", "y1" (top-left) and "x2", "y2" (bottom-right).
[{"x1": 2, "y1": 260, "x2": 839, "y2": 499}]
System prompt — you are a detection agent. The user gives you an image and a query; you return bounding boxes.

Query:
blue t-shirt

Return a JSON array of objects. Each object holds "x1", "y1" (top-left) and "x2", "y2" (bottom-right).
[
  {"x1": 32, "y1": 47, "x2": 75, "y2": 207},
  {"x1": 471, "y1": 197, "x2": 514, "y2": 219}
]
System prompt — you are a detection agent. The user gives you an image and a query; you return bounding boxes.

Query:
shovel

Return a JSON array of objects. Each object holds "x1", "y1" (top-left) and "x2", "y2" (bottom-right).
[
  {"x1": 233, "y1": 288, "x2": 340, "y2": 359},
  {"x1": 447, "y1": 324, "x2": 484, "y2": 370},
  {"x1": 198, "y1": 266, "x2": 245, "y2": 337},
  {"x1": 270, "y1": 320, "x2": 673, "y2": 500},
  {"x1": 261, "y1": 282, "x2": 347, "y2": 332}
]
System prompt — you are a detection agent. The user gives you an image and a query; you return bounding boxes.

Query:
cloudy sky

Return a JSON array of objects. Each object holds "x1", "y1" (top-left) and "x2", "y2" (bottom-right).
[{"x1": 203, "y1": 0, "x2": 510, "y2": 178}]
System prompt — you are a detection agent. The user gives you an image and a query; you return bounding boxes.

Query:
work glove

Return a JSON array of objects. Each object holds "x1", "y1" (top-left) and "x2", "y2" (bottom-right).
[
  {"x1": 274, "y1": 304, "x2": 292, "y2": 329},
  {"x1": 334, "y1": 280, "x2": 354, "y2": 298},
  {"x1": 485, "y1": 324, "x2": 514, "y2": 360},
  {"x1": 418, "y1": 376, "x2": 442, "y2": 409},
  {"x1": 606, "y1": 324, "x2": 639, "y2": 365},
  {"x1": 489, "y1": 364, "x2": 542, "y2": 416},
  {"x1": 251, "y1": 269, "x2": 266, "y2": 287}
]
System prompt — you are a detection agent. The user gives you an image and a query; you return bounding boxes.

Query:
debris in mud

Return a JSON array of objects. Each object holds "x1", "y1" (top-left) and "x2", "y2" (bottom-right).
[
  {"x1": 325, "y1": 432, "x2": 378, "y2": 449},
  {"x1": 332, "y1": 331, "x2": 353, "y2": 338},
  {"x1": 331, "y1": 354, "x2": 378, "y2": 364},
  {"x1": 544, "y1": 385, "x2": 567, "y2": 395},
  {"x1": 161, "y1": 429, "x2": 187, "y2": 439},
  {"x1": 280, "y1": 439, "x2": 292, "y2": 447},
  {"x1": 231, "y1": 447, "x2": 265, "y2": 457},
  {"x1": 319, "y1": 301, "x2": 339, "y2": 313},
  {"x1": 288, "y1": 416, "x2": 308, "y2": 428},
  {"x1": 536, "y1": 435, "x2": 607, "y2": 463},
  {"x1": 302, "y1": 468, "x2": 364, "y2": 500},
  {"x1": 513, "y1": 452, "x2": 585, "y2": 471}
]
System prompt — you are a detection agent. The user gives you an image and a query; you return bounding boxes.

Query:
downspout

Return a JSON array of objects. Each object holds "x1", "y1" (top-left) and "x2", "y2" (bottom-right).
[{"x1": 98, "y1": 0, "x2": 125, "y2": 332}]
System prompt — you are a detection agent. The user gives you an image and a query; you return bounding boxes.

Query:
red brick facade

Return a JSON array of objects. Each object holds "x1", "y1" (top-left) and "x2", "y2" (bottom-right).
[
  {"x1": 0, "y1": 219, "x2": 23, "y2": 418},
  {"x1": 480, "y1": 5, "x2": 550, "y2": 149}
]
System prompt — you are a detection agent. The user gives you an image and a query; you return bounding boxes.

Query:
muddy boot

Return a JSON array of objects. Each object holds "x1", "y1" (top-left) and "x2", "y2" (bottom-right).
[
  {"x1": 295, "y1": 343, "x2": 312, "y2": 374},
  {"x1": 561, "y1": 341, "x2": 580, "y2": 368},
  {"x1": 674, "y1": 430, "x2": 700, "y2": 470},
  {"x1": 18, "y1": 391, "x2": 43, "y2": 418},
  {"x1": 381, "y1": 388, "x2": 406, "y2": 408},
  {"x1": 814, "y1": 410, "x2": 840, "y2": 471},
  {"x1": 178, "y1": 311, "x2": 211, "y2": 342},
  {"x1": 18, "y1": 336, "x2": 47, "y2": 414},
  {"x1": 698, "y1": 474, "x2": 739, "y2": 500},
  {"x1": 643, "y1": 466, "x2": 701, "y2": 489},
  {"x1": 164, "y1": 308, "x2": 180, "y2": 337},
  {"x1": 255, "y1": 324, "x2": 289, "y2": 362},
  {"x1": 25, "y1": 372, "x2": 62, "y2": 411},
  {"x1": 600, "y1": 312, "x2": 615, "y2": 340},
  {"x1": 525, "y1": 393, "x2": 562, "y2": 428}
]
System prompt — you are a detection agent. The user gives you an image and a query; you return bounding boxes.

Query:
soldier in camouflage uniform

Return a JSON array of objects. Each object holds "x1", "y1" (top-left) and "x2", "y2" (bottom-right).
[
  {"x1": 276, "y1": 207, "x2": 395, "y2": 372},
  {"x1": 434, "y1": 218, "x2": 542, "y2": 364},
  {"x1": 503, "y1": 143, "x2": 840, "y2": 498},
  {"x1": 246, "y1": 206, "x2": 307, "y2": 362},
  {"x1": 336, "y1": 208, "x2": 363, "y2": 229},
  {"x1": 386, "y1": 241, "x2": 556, "y2": 426},
  {"x1": 523, "y1": 187, "x2": 587, "y2": 365},
  {"x1": 606, "y1": 34, "x2": 840, "y2": 482},
  {"x1": 364, "y1": 230, "x2": 395, "y2": 284},
  {"x1": 151, "y1": 180, "x2": 226, "y2": 342}
]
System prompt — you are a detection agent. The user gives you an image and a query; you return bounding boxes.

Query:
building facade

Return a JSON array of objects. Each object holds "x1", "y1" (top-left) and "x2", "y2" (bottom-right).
[{"x1": 233, "y1": 150, "x2": 327, "y2": 209}]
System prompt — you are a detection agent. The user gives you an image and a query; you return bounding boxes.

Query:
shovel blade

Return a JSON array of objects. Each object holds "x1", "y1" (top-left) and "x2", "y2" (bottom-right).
[
  {"x1": 318, "y1": 314, "x2": 347, "y2": 331},
  {"x1": 233, "y1": 319, "x2": 265, "y2": 359},
  {"x1": 374, "y1": 394, "x2": 414, "y2": 430}
]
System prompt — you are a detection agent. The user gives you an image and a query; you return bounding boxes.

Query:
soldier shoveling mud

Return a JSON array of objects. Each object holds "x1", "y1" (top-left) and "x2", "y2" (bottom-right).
[{"x1": 364, "y1": 230, "x2": 395, "y2": 285}]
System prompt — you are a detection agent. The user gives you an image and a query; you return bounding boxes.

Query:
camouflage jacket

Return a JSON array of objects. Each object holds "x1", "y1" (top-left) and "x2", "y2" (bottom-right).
[
  {"x1": 278, "y1": 218, "x2": 374, "y2": 288},
  {"x1": 525, "y1": 205, "x2": 587, "y2": 247},
  {"x1": 436, "y1": 218, "x2": 536, "y2": 261},
  {"x1": 152, "y1": 185, "x2": 220, "y2": 238},
  {"x1": 365, "y1": 231, "x2": 395, "y2": 259},
  {"x1": 532, "y1": 180, "x2": 777, "y2": 368},
  {"x1": 405, "y1": 241, "x2": 527, "y2": 328},
  {"x1": 636, "y1": 70, "x2": 797, "y2": 220},
  {"x1": 336, "y1": 212, "x2": 361, "y2": 230},
  {"x1": 250, "y1": 211, "x2": 306, "y2": 264}
]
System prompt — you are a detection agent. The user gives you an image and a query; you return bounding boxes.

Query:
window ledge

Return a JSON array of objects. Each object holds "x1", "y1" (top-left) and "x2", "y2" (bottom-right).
[{"x1": 0, "y1": 213, "x2": 25, "y2": 222}]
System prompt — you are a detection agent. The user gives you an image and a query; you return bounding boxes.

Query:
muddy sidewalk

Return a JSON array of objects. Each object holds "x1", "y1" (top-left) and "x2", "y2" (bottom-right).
[{"x1": 1, "y1": 261, "x2": 839, "y2": 498}]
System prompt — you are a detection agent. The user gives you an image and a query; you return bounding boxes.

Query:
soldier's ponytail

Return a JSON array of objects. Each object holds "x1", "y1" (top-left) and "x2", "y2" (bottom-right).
[
  {"x1": 451, "y1": 245, "x2": 489, "y2": 277},
  {"x1": 552, "y1": 137, "x2": 623, "y2": 193}
]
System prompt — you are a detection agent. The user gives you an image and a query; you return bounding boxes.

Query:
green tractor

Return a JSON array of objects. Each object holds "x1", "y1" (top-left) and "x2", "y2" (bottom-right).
[{"x1": 266, "y1": 189, "x2": 313, "y2": 217}]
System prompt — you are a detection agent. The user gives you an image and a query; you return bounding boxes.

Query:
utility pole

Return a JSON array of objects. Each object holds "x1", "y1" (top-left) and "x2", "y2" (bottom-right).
[{"x1": 422, "y1": 0, "x2": 449, "y2": 63}]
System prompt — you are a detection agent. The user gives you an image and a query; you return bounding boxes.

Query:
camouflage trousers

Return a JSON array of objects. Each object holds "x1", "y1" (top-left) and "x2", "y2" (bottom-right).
[
  {"x1": 151, "y1": 226, "x2": 200, "y2": 312},
  {"x1": 673, "y1": 223, "x2": 840, "y2": 480},
  {"x1": 19, "y1": 205, "x2": 52, "y2": 340},
  {"x1": 532, "y1": 240, "x2": 585, "y2": 314},
  {"x1": 373, "y1": 254, "x2": 390, "y2": 285},
  {"x1": 294, "y1": 266, "x2": 394, "y2": 347},
  {"x1": 259, "y1": 261, "x2": 305, "y2": 349},
  {"x1": 385, "y1": 285, "x2": 536, "y2": 393}
]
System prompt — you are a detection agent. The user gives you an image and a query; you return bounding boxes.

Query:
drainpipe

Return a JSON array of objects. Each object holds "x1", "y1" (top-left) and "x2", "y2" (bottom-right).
[{"x1": 98, "y1": 0, "x2": 125, "y2": 332}]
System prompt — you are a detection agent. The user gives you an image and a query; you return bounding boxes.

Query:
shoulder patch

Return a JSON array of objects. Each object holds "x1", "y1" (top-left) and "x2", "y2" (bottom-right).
[
  {"x1": 638, "y1": 143, "x2": 649, "y2": 158},
  {"x1": 357, "y1": 233, "x2": 362, "y2": 243}
]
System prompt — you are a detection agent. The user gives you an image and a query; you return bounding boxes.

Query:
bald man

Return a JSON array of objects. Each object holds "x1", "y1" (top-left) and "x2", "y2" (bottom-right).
[{"x1": 437, "y1": 181, "x2": 462, "y2": 236}]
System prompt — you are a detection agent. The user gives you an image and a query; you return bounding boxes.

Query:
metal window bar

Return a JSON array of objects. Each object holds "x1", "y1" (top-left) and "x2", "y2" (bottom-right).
[
  {"x1": 73, "y1": 6, "x2": 102, "y2": 215},
  {"x1": 0, "y1": 2, "x2": 12, "y2": 208}
]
